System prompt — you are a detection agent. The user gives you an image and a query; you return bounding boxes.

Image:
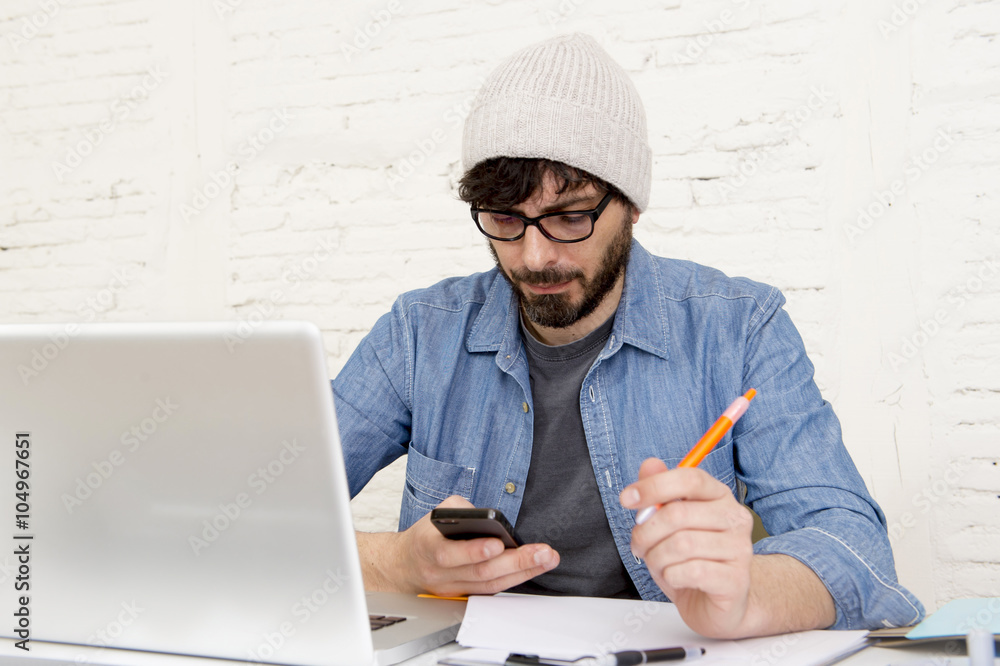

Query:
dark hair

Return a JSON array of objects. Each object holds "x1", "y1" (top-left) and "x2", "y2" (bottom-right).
[{"x1": 457, "y1": 157, "x2": 634, "y2": 213}]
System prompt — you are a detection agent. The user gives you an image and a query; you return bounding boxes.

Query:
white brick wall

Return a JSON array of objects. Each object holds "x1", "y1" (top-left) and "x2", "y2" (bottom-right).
[{"x1": 2, "y1": 0, "x2": 998, "y2": 612}]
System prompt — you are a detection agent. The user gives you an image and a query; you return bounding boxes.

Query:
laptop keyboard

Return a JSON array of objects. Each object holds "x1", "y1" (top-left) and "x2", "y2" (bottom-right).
[{"x1": 369, "y1": 614, "x2": 407, "y2": 631}]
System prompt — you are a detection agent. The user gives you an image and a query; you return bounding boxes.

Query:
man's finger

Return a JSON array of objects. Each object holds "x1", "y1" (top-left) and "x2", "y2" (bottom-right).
[
  {"x1": 630, "y1": 501, "x2": 747, "y2": 554},
  {"x1": 458, "y1": 545, "x2": 560, "y2": 595},
  {"x1": 464, "y1": 543, "x2": 557, "y2": 582},
  {"x1": 655, "y1": 558, "x2": 747, "y2": 597},
  {"x1": 466, "y1": 560, "x2": 561, "y2": 595},
  {"x1": 622, "y1": 465, "x2": 728, "y2": 509},
  {"x1": 431, "y1": 536, "x2": 506, "y2": 569},
  {"x1": 638, "y1": 457, "x2": 668, "y2": 480},
  {"x1": 429, "y1": 553, "x2": 560, "y2": 598},
  {"x1": 639, "y1": 529, "x2": 751, "y2": 567}
]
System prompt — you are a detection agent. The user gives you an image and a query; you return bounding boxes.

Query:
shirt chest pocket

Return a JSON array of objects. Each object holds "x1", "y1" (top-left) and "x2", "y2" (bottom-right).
[
  {"x1": 694, "y1": 442, "x2": 737, "y2": 495},
  {"x1": 399, "y1": 444, "x2": 476, "y2": 529},
  {"x1": 658, "y1": 441, "x2": 737, "y2": 497}
]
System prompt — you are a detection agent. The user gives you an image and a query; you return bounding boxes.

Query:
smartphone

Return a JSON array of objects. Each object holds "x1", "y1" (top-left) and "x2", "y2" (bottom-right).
[{"x1": 430, "y1": 508, "x2": 522, "y2": 549}]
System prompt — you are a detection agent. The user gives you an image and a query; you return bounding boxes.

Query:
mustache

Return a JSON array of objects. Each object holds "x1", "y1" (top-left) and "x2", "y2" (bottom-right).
[{"x1": 507, "y1": 266, "x2": 584, "y2": 286}]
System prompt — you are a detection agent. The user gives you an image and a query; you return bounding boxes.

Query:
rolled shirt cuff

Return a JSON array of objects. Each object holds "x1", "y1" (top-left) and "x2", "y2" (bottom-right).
[{"x1": 753, "y1": 526, "x2": 925, "y2": 630}]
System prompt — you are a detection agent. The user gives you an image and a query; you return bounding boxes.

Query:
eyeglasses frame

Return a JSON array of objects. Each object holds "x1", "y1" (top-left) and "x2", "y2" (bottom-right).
[{"x1": 470, "y1": 191, "x2": 615, "y2": 243}]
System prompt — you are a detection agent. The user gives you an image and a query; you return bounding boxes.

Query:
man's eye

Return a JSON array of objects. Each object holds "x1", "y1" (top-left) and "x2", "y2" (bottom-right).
[
  {"x1": 492, "y1": 215, "x2": 519, "y2": 226},
  {"x1": 555, "y1": 214, "x2": 589, "y2": 225}
]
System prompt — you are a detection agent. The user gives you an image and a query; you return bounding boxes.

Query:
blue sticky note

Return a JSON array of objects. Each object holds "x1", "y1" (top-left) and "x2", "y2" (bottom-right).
[{"x1": 907, "y1": 598, "x2": 1000, "y2": 640}]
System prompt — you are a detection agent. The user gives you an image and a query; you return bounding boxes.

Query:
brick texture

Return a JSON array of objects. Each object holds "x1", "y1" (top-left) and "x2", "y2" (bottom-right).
[{"x1": 2, "y1": 0, "x2": 998, "y2": 611}]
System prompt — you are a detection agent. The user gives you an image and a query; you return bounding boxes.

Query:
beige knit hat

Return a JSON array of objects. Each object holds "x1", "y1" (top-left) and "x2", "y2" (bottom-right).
[{"x1": 462, "y1": 33, "x2": 652, "y2": 212}]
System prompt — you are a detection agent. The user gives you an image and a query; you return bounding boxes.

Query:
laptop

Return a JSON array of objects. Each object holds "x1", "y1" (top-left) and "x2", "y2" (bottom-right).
[{"x1": 0, "y1": 321, "x2": 464, "y2": 666}]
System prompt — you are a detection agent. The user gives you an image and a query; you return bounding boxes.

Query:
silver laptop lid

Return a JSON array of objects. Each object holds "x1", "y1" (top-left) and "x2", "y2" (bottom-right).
[{"x1": 0, "y1": 321, "x2": 373, "y2": 666}]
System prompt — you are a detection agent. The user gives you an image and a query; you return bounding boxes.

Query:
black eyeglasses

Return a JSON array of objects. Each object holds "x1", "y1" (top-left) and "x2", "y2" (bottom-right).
[{"x1": 471, "y1": 192, "x2": 614, "y2": 243}]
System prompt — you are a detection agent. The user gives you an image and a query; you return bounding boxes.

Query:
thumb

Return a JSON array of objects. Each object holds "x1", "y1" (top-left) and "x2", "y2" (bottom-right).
[{"x1": 436, "y1": 495, "x2": 475, "y2": 509}]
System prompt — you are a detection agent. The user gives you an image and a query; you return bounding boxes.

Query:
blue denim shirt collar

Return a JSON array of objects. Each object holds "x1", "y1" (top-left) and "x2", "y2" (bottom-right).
[{"x1": 466, "y1": 239, "x2": 671, "y2": 363}]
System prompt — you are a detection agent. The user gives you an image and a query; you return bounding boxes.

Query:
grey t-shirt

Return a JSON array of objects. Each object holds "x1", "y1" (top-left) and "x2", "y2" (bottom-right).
[{"x1": 509, "y1": 314, "x2": 640, "y2": 599}]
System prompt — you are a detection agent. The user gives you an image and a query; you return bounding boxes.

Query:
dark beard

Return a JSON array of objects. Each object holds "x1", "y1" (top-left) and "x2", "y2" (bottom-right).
[{"x1": 489, "y1": 215, "x2": 633, "y2": 329}]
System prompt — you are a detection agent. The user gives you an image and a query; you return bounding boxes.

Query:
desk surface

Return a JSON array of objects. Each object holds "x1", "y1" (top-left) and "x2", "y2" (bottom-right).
[
  {"x1": 416, "y1": 641, "x2": 991, "y2": 665},
  {"x1": 2, "y1": 637, "x2": 992, "y2": 666}
]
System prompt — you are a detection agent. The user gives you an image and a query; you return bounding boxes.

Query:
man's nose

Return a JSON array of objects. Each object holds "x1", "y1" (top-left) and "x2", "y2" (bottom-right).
[{"x1": 520, "y1": 224, "x2": 560, "y2": 272}]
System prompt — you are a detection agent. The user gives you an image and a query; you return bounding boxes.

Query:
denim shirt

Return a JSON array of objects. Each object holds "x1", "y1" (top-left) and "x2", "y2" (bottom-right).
[{"x1": 332, "y1": 240, "x2": 924, "y2": 630}]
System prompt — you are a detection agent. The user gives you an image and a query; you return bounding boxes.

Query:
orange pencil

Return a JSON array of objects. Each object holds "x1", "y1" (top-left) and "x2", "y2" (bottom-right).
[{"x1": 635, "y1": 389, "x2": 757, "y2": 525}]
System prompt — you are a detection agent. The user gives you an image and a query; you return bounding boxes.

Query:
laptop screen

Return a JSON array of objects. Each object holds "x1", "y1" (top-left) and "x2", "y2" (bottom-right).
[{"x1": 0, "y1": 321, "x2": 373, "y2": 665}]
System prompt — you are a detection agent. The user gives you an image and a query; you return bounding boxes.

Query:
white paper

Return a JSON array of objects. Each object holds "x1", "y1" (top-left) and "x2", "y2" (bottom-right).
[
  {"x1": 455, "y1": 594, "x2": 868, "y2": 666},
  {"x1": 438, "y1": 648, "x2": 511, "y2": 665}
]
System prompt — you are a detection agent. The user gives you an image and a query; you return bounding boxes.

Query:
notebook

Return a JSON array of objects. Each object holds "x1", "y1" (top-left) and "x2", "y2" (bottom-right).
[{"x1": 0, "y1": 321, "x2": 464, "y2": 666}]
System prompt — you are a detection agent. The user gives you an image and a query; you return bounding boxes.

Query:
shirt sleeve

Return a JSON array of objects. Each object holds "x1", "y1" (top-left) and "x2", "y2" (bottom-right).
[
  {"x1": 331, "y1": 302, "x2": 412, "y2": 499},
  {"x1": 735, "y1": 287, "x2": 925, "y2": 630}
]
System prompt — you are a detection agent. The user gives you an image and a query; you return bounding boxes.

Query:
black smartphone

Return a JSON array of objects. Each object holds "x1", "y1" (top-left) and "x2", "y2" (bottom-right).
[{"x1": 430, "y1": 508, "x2": 522, "y2": 549}]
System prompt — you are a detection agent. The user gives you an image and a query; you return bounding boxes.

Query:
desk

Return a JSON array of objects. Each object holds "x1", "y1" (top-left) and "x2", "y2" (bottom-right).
[
  {"x1": 0, "y1": 638, "x2": 993, "y2": 666},
  {"x1": 415, "y1": 641, "x2": 994, "y2": 665}
]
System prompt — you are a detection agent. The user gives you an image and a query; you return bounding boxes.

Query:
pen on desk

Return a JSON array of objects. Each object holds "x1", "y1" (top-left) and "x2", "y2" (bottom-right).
[
  {"x1": 635, "y1": 389, "x2": 757, "y2": 525},
  {"x1": 504, "y1": 647, "x2": 705, "y2": 666},
  {"x1": 591, "y1": 647, "x2": 705, "y2": 665}
]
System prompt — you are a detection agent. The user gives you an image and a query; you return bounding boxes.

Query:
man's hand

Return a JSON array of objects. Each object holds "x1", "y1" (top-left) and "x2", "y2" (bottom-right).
[
  {"x1": 621, "y1": 458, "x2": 755, "y2": 638},
  {"x1": 620, "y1": 458, "x2": 836, "y2": 638},
  {"x1": 357, "y1": 495, "x2": 559, "y2": 597}
]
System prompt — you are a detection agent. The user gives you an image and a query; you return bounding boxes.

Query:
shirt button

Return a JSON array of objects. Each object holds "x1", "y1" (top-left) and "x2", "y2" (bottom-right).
[
  {"x1": 522, "y1": 402, "x2": 529, "y2": 413},
  {"x1": 505, "y1": 482, "x2": 516, "y2": 494}
]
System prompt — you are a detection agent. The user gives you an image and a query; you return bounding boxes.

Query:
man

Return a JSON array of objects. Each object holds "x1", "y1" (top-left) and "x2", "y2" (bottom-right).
[{"x1": 333, "y1": 34, "x2": 924, "y2": 638}]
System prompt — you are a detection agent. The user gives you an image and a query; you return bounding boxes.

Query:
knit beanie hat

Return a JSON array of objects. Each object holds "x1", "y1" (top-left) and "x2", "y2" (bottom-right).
[{"x1": 462, "y1": 33, "x2": 652, "y2": 212}]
